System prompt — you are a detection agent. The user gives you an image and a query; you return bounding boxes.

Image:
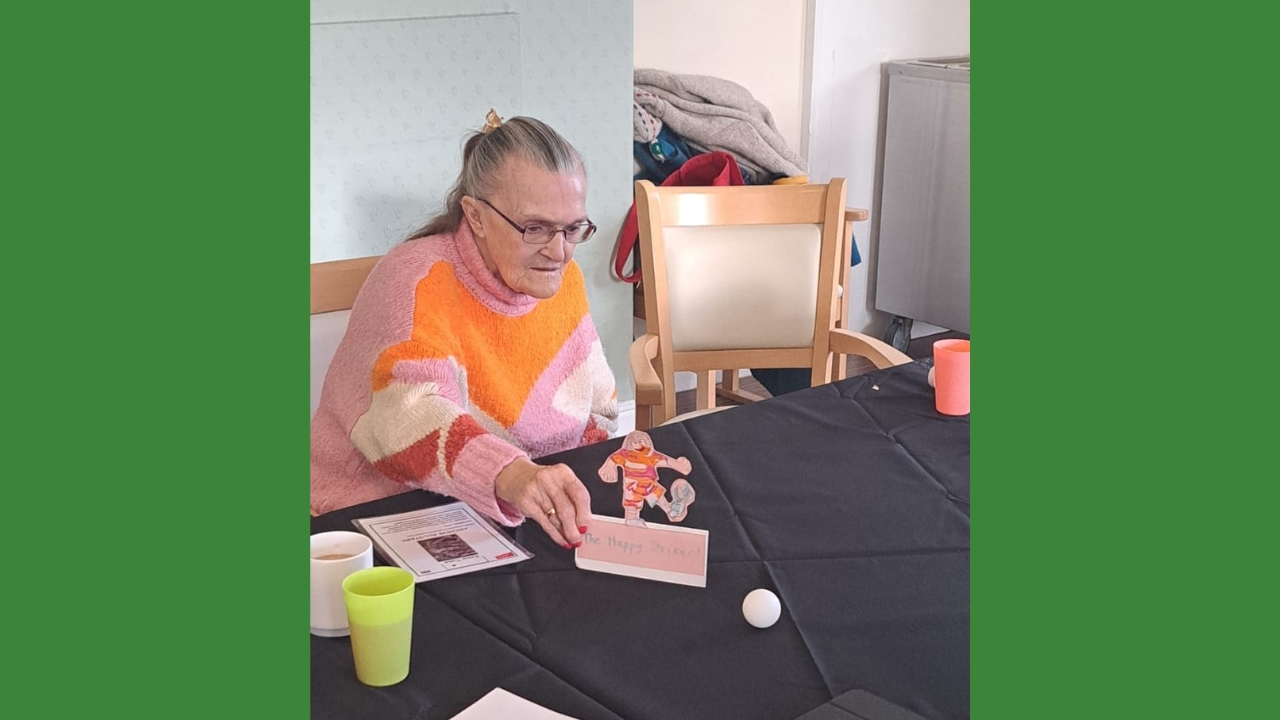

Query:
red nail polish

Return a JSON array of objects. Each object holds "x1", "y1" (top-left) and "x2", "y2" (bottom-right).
[
  {"x1": 562, "y1": 543, "x2": 572, "y2": 549},
  {"x1": 578, "y1": 526, "x2": 588, "y2": 534},
  {"x1": 572, "y1": 542, "x2": 582, "y2": 549}
]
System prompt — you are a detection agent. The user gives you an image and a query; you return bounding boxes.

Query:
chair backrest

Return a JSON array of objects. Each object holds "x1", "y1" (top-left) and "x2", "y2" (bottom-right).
[
  {"x1": 635, "y1": 179, "x2": 848, "y2": 416},
  {"x1": 310, "y1": 256, "x2": 380, "y2": 417}
]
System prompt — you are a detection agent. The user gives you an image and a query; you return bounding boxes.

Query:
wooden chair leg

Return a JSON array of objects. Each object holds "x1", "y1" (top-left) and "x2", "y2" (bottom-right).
[
  {"x1": 722, "y1": 369, "x2": 740, "y2": 392},
  {"x1": 716, "y1": 369, "x2": 767, "y2": 405},
  {"x1": 696, "y1": 371, "x2": 716, "y2": 410},
  {"x1": 832, "y1": 216, "x2": 854, "y2": 383},
  {"x1": 832, "y1": 354, "x2": 848, "y2": 381}
]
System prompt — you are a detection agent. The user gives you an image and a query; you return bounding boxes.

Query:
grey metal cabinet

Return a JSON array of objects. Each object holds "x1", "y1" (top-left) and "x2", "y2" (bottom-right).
[{"x1": 875, "y1": 57, "x2": 970, "y2": 336}]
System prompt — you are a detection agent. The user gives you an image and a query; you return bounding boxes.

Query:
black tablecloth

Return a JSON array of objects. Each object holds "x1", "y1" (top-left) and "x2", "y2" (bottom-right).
[{"x1": 312, "y1": 361, "x2": 970, "y2": 719}]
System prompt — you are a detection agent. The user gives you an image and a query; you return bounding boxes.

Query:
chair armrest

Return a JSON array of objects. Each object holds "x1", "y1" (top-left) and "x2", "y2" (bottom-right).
[
  {"x1": 845, "y1": 208, "x2": 869, "y2": 223},
  {"x1": 828, "y1": 329, "x2": 912, "y2": 369},
  {"x1": 629, "y1": 334, "x2": 664, "y2": 404}
]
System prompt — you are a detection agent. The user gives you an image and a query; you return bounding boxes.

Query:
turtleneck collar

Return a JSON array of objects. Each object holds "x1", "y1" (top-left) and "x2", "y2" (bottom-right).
[{"x1": 450, "y1": 219, "x2": 540, "y2": 316}]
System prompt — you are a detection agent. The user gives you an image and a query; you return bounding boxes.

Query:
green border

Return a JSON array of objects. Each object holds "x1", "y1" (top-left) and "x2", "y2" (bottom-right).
[
  {"x1": 11, "y1": 2, "x2": 1274, "y2": 717},
  {"x1": 977, "y1": 4, "x2": 1275, "y2": 718},
  {"x1": 6, "y1": 3, "x2": 305, "y2": 716}
]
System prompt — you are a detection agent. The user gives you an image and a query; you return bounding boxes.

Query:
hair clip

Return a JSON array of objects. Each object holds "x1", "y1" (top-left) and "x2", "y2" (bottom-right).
[{"x1": 482, "y1": 109, "x2": 502, "y2": 134}]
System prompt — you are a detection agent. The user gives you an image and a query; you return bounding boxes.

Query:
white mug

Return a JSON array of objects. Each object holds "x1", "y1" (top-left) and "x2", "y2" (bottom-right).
[{"x1": 310, "y1": 531, "x2": 373, "y2": 637}]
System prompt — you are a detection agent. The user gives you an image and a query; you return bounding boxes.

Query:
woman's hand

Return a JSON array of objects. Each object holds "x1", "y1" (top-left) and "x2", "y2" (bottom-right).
[{"x1": 495, "y1": 457, "x2": 592, "y2": 549}]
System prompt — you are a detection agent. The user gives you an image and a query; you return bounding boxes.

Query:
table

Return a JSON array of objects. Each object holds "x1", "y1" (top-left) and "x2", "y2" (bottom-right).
[{"x1": 311, "y1": 361, "x2": 970, "y2": 719}]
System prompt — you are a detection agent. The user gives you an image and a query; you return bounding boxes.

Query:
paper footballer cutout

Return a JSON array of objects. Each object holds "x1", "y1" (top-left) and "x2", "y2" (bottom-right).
[{"x1": 597, "y1": 431, "x2": 696, "y2": 527}]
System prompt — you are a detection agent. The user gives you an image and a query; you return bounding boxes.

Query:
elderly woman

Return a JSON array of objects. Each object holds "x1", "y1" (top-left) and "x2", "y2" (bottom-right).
[{"x1": 311, "y1": 113, "x2": 618, "y2": 550}]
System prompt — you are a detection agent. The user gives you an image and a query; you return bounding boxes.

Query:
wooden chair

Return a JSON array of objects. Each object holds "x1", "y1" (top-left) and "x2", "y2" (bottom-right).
[
  {"x1": 311, "y1": 256, "x2": 380, "y2": 315},
  {"x1": 310, "y1": 256, "x2": 380, "y2": 516},
  {"x1": 630, "y1": 179, "x2": 909, "y2": 429},
  {"x1": 310, "y1": 255, "x2": 380, "y2": 414}
]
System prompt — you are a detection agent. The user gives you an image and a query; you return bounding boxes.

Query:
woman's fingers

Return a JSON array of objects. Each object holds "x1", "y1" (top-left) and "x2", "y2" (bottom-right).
[
  {"x1": 534, "y1": 506, "x2": 570, "y2": 548},
  {"x1": 541, "y1": 464, "x2": 589, "y2": 546},
  {"x1": 496, "y1": 458, "x2": 593, "y2": 549},
  {"x1": 548, "y1": 492, "x2": 580, "y2": 546},
  {"x1": 566, "y1": 478, "x2": 593, "y2": 536}
]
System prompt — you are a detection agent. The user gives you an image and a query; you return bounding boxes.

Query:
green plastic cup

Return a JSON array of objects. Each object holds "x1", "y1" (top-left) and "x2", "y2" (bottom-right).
[{"x1": 342, "y1": 567, "x2": 414, "y2": 686}]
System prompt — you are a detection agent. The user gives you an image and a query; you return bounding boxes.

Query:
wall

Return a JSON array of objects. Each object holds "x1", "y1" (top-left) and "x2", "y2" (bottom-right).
[
  {"x1": 633, "y1": 0, "x2": 808, "y2": 155},
  {"x1": 310, "y1": 0, "x2": 637, "y2": 402},
  {"x1": 806, "y1": 0, "x2": 970, "y2": 339}
]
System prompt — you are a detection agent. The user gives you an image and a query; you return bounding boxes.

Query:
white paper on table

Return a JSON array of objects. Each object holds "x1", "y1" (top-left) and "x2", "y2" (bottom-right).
[
  {"x1": 449, "y1": 688, "x2": 579, "y2": 720},
  {"x1": 574, "y1": 514, "x2": 709, "y2": 588},
  {"x1": 351, "y1": 502, "x2": 533, "y2": 582}
]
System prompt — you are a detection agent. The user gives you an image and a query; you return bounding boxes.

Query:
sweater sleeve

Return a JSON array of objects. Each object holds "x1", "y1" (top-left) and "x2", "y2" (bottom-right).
[{"x1": 349, "y1": 345, "x2": 527, "y2": 526}]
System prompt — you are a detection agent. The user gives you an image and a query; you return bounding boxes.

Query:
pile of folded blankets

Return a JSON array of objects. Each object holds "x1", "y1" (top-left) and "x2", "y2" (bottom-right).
[{"x1": 632, "y1": 68, "x2": 808, "y2": 186}]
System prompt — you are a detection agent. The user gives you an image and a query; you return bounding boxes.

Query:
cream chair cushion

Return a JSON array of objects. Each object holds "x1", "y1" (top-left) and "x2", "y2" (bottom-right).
[{"x1": 663, "y1": 224, "x2": 821, "y2": 352}]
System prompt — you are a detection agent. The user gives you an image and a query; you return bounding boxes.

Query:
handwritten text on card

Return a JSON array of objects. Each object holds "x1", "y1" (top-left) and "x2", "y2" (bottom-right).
[{"x1": 577, "y1": 520, "x2": 706, "y2": 576}]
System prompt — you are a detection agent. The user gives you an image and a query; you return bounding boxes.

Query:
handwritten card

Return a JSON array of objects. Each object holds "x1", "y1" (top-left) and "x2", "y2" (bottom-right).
[{"x1": 574, "y1": 515, "x2": 709, "y2": 588}]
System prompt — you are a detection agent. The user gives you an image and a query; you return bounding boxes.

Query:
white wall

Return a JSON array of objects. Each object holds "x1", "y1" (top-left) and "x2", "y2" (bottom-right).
[
  {"x1": 807, "y1": 0, "x2": 970, "y2": 339},
  {"x1": 634, "y1": 0, "x2": 808, "y2": 156}
]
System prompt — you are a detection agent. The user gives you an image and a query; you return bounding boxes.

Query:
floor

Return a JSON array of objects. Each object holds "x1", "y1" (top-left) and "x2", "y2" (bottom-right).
[{"x1": 671, "y1": 330, "x2": 968, "y2": 415}]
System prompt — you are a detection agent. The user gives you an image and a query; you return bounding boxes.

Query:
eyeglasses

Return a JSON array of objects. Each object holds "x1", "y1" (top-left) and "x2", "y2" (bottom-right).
[{"x1": 476, "y1": 197, "x2": 597, "y2": 245}]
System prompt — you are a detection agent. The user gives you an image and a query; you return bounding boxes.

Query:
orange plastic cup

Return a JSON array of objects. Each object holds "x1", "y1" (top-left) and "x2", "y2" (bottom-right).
[{"x1": 933, "y1": 339, "x2": 970, "y2": 416}]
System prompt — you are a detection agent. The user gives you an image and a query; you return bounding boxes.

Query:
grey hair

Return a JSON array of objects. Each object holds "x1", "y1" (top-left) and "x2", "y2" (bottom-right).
[{"x1": 406, "y1": 116, "x2": 584, "y2": 241}]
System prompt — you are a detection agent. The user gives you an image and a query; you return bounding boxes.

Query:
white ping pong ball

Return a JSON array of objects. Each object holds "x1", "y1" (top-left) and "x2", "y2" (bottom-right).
[{"x1": 742, "y1": 589, "x2": 781, "y2": 628}]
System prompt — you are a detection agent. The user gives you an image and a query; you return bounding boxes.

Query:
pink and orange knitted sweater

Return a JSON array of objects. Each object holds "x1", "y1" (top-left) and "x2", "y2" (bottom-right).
[{"x1": 310, "y1": 222, "x2": 618, "y2": 522}]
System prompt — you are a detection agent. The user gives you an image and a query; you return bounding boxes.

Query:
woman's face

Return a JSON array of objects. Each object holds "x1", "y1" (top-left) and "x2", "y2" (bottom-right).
[{"x1": 463, "y1": 157, "x2": 588, "y2": 299}]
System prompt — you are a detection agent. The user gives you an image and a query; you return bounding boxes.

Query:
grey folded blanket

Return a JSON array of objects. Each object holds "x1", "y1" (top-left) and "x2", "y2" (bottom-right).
[{"x1": 634, "y1": 68, "x2": 807, "y2": 179}]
